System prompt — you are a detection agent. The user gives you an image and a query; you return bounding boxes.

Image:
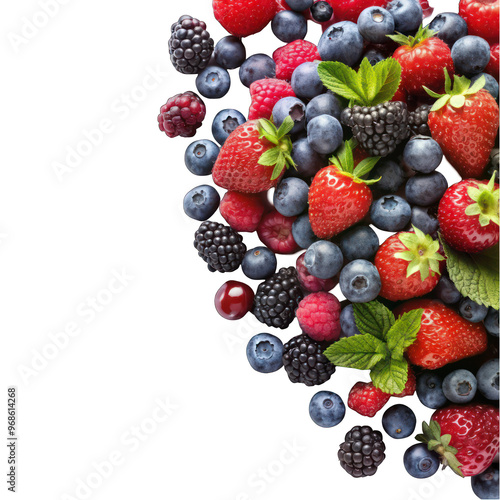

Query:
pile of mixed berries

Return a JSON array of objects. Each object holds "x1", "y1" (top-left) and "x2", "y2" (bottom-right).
[{"x1": 159, "y1": 0, "x2": 500, "y2": 497}]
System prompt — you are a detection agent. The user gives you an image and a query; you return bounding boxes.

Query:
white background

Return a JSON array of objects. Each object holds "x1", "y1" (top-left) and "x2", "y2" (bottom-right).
[{"x1": 0, "y1": 1, "x2": 482, "y2": 499}]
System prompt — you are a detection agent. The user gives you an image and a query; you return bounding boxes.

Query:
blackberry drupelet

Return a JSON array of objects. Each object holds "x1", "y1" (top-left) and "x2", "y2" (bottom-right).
[
  {"x1": 338, "y1": 426, "x2": 386, "y2": 477},
  {"x1": 282, "y1": 334, "x2": 335, "y2": 386},
  {"x1": 169, "y1": 15, "x2": 214, "y2": 74},
  {"x1": 194, "y1": 221, "x2": 246, "y2": 273},
  {"x1": 409, "y1": 104, "x2": 431, "y2": 137},
  {"x1": 253, "y1": 267, "x2": 304, "y2": 329},
  {"x1": 341, "y1": 101, "x2": 409, "y2": 157}
]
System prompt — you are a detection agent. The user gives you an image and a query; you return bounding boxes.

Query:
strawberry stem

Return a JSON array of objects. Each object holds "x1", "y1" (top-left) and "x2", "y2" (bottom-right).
[{"x1": 465, "y1": 172, "x2": 500, "y2": 227}]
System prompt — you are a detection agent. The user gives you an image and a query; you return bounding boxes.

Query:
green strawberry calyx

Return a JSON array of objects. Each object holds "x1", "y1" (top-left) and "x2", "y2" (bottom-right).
[
  {"x1": 387, "y1": 25, "x2": 437, "y2": 48},
  {"x1": 257, "y1": 115, "x2": 296, "y2": 180},
  {"x1": 394, "y1": 226, "x2": 445, "y2": 280},
  {"x1": 415, "y1": 420, "x2": 464, "y2": 478},
  {"x1": 465, "y1": 172, "x2": 500, "y2": 227},
  {"x1": 424, "y1": 70, "x2": 486, "y2": 112}
]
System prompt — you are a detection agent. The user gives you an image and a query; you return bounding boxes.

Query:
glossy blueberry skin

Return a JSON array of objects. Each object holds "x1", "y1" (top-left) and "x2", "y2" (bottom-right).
[
  {"x1": 183, "y1": 185, "x2": 220, "y2": 221},
  {"x1": 292, "y1": 214, "x2": 319, "y2": 249},
  {"x1": 416, "y1": 371, "x2": 448, "y2": 409},
  {"x1": 339, "y1": 225, "x2": 379, "y2": 261},
  {"x1": 239, "y1": 54, "x2": 276, "y2": 88},
  {"x1": 386, "y1": 0, "x2": 423, "y2": 35},
  {"x1": 306, "y1": 93, "x2": 343, "y2": 123},
  {"x1": 290, "y1": 138, "x2": 328, "y2": 179},
  {"x1": 214, "y1": 36, "x2": 246, "y2": 69},
  {"x1": 272, "y1": 96, "x2": 307, "y2": 135},
  {"x1": 459, "y1": 298, "x2": 489, "y2": 323},
  {"x1": 246, "y1": 333, "x2": 284, "y2": 373},
  {"x1": 304, "y1": 240, "x2": 343, "y2": 279},
  {"x1": 477, "y1": 359, "x2": 500, "y2": 401},
  {"x1": 358, "y1": 7, "x2": 395, "y2": 44},
  {"x1": 212, "y1": 109, "x2": 246, "y2": 146},
  {"x1": 242, "y1": 247, "x2": 277, "y2": 280},
  {"x1": 403, "y1": 136, "x2": 443, "y2": 173},
  {"x1": 309, "y1": 391, "x2": 346, "y2": 428},
  {"x1": 195, "y1": 66, "x2": 231, "y2": 99},
  {"x1": 472, "y1": 463, "x2": 499, "y2": 500},
  {"x1": 411, "y1": 206, "x2": 439, "y2": 235},
  {"x1": 442, "y1": 369, "x2": 478, "y2": 404},
  {"x1": 370, "y1": 195, "x2": 411, "y2": 232},
  {"x1": 307, "y1": 114, "x2": 343, "y2": 154},
  {"x1": 339, "y1": 259, "x2": 382, "y2": 303},
  {"x1": 292, "y1": 62, "x2": 325, "y2": 100},
  {"x1": 274, "y1": 177, "x2": 309, "y2": 217},
  {"x1": 484, "y1": 308, "x2": 499, "y2": 337},
  {"x1": 340, "y1": 304, "x2": 362, "y2": 338},
  {"x1": 404, "y1": 443, "x2": 440, "y2": 479},
  {"x1": 318, "y1": 21, "x2": 364, "y2": 67},
  {"x1": 272, "y1": 10, "x2": 307, "y2": 43},
  {"x1": 364, "y1": 48, "x2": 387, "y2": 66},
  {"x1": 286, "y1": 0, "x2": 314, "y2": 10},
  {"x1": 405, "y1": 172, "x2": 448, "y2": 206},
  {"x1": 433, "y1": 275, "x2": 461, "y2": 304},
  {"x1": 370, "y1": 160, "x2": 405, "y2": 193},
  {"x1": 311, "y1": 1, "x2": 334, "y2": 22},
  {"x1": 471, "y1": 73, "x2": 499, "y2": 100},
  {"x1": 382, "y1": 404, "x2": 416, "y2": 439},
  {"x1": 428, "y1": 12, "x2": 468, "y2": 48},
  {"x1": 185, "y1": 139, "x2": 220, "y2": 176},
  {"x1": 451, "y1": 36, "x2": 491, "y2": 75}
]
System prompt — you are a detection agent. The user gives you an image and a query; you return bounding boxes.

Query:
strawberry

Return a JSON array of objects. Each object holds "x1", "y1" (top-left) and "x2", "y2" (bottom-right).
[
  {"x1": 248, "y1": 79, "x2": 296, "y2": 121},
  {"x1": 375, "y1": 227, "x2": 445, "y2": 301},
  {"x1": 348, "y1": 382, "x2": 391, "y2": 417},
  {"x1": 425, "y1": 72, "x2": 499, "y2": 179},
  {"x1": 213, "y1": 0, "x2": 278, "y2": 38},
  {"x1": 389, "y1": 26, "x2": 455, "y2": 97},
  {"x1": 273, "y1": 40, "x2": 320, "y2": 81},
  {"x1": 395, "y1": 299, "x2": 488, "y2": 370},
  {"x1": 485, "y1": 43, "x2": 499, "y2": 82},
  {"x1": 212, "y1": 117, "x2": 296, "y2": 194},
  {"x1": 459, "y1": 0, "x2": 499, "y2": 45},
  {"x1": 219, "y1": 191, "x2": 267, "y2": 232},
  {"x1": 438, "y1": 175, "x2": 499, "y2": 253}
]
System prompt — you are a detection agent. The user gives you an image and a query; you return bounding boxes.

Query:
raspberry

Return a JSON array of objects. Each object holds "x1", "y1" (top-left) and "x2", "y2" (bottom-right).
[
  {"x1": 296, "y1": 253, "x2": 338, "y2": 292},
  {"x1": 296, "y1": 292, "x2": 341, "y2": 342},
  {"x1": 248, "y1": 79, "x2": 296, "y2": 121},
  {"x1": 158, "y1": 91, "x2": 206, "y2": 138},
  {"x1": 348, "y1": 382, "x2": 391, "y2": 417},
  {"x1": 257, "y1": 210, "x2": 299, "y2": 254},
  {"x1": 273, "y1": 40, "x2": 321, "y2": 81},
  {"x1": 419, "y1": 0, "x2": 434, "y2": 18},
  {"x1": 219, "y1": 191, "x2": 267, "y2": 232},
  {"x1": 394, "y1": 367, "x2": 417, "y2": 398},
  {"x1": 485, "y1": 43, "x2": 499, "y2": 82}
]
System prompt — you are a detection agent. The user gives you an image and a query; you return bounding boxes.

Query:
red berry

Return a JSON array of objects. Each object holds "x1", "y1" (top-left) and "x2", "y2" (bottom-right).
[
  {"x1": 220, "y1": 191, "x2": 267, "y2": 232},
  {"x1": 296, "y1": 253, "x2": 338, "y2": 292},
  {"x1": 248, "y1": 78, "x2": 296, "y2": 121},
  {"x1": 348, "y1": 381, "x2": 391, "y2": 417},
  {"x1": 257, "y1": 210, "x2": 299, "y2": 254},
  {"x1": 157, "y1": 91, "x2": 206, "y2": 138},
  {"x1": 273, "y1": 40, "x2": 321, "y2": 81},
  {"x1": 296, "y1": 292, "x2": 341, "y2": 342},
  {"x1": 485, "y1": 43, "x2": 499, "y2": 81},
  {"x1": 460, "y1": 0, "x2": 499, "y2": 45},
  {"x1": 214, "y1": 281, "x2": 254, "y2": 320}
]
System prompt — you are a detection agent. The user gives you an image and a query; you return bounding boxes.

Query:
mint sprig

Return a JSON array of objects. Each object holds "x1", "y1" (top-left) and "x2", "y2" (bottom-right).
[{"x1": 324, "y1": 301, "x2": 424, "y2": 394}]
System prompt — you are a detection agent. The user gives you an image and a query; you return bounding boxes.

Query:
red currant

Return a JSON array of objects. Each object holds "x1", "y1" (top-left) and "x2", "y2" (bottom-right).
[{"x1": 214, "y1": 281, "x2": 254, "y2": 320}]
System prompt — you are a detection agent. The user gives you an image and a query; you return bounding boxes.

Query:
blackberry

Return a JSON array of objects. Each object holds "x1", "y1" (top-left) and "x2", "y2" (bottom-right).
[
  {"x1": 282, "y1": 334, "x2": 335, "y2": 386},
  {"x1": 338, "y1": 426, "x2": 386, "y2": 478},
  {"x1": 169, "y1": 15, "x2": 214, "y2": 74},
  {"x1": 253, "y1": 267, "x2": 304, "y2": 329},
  {"x1": 409, "y1": 104, "x2": 431, "y2": 137},
  {"x1": 341, "y1": 102, "x2": 409, "y2": 157},
  {"x1": 194, "y1": 221, "x2": 246, "y2": 273}
]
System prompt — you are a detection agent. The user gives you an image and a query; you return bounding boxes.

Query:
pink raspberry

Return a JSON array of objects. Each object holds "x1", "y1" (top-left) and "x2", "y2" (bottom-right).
[
  {"x1": 248, "y1": 78, "x2": 296, "y2": 120},
  {"x1": 273, "y1": 40, "x2": 320, "y2": 81},
  {"x1": 157, "y1": 91, "x2": 206, "y2": 138},
  {"x1": 296, "y1": 253, "x2": 338, "y2": 292},
  {"x1": 296, "y1": 292, "x2": 341, "y2": 342},
  {"x1": 219, "y1": 191, "x2": 267, "y2": 232},
  {"x1": 257, "y1": 209, "x2": 299, "y2": 254}
]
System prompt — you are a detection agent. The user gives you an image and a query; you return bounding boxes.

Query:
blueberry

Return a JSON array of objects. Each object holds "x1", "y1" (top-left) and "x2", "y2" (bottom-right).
[
  {"x1": 291, "y1": 61, "x2": 325, "y2": 100},
  {"x1": 304, "y1": 240, "x2": 343, "y2": 279},
  {"x1": 370, "y1": 195, "x2": 412, "y2": 231},
  {"x1": 405, "y1": 172, "x2": 448, "y2": 206},
  {"x1": 472, "y1": 463, "x2": 499, "y2": 499},
  {"x1": 416, "y1": 371, "x2": 448, "y2": 409},
  {"x1": 286, "y1": 0, "x2": 314, "y2": 11},
  {"x1": 451, "y1": 36, "x2": 491, "y2": 76},
  {"x1": 183, "y1": 185, "x2": 220, "y2": 221},
  {"x1": 428, "y1": 12, "x2": 468, "y2": 48},
  {"x1": 214, "y1": 36, "x2": 246, "y2": 70},
  {"x1": 212, "y1": 109, "x2": 246, "y2": 146},
  {"x1": 339, "y1": 259, "x2": 382, "y2": 303},
  {"x1": 442, "y1": 369, "x2": 477, "y2": 404},
  {"x1": 471, "y1": 73, "x2": 499, "y2": 100},
  {"x1": 291, "y1": 138, "x2": 328, "y2": 179},
  {"x1": 242, "y1": 247, "x2": 277, "y2": 280},
  {"x1": 195, "y1": 65, "x2": 231, "y2": 99},
  {"x1": 403, "y1": 443, "x2": 440, "y2": 479},
  {"x1": 318, "y1": 21, "x2": 364, "y2": 67},
  {"x1": 185, "y1": 139, "x2": 220, "y2": 176},
  {"x1": 340, "y1": 304, "x2": 362, "y2": 337},
  {"x1": 403, "y1": 136, "x2": 443, "y2": 173},
  {"x1": 459, "y1": 297, "x2": 488, "y2": 323},
  {"x1": 411, "y1": 206, "x2": 439, "y2": 235},
  {"x1": 339, "y1": 225, "x2": 379, "y2": 261},
  {"x1": 484, "y1": 308, "x2": 499, "y2": 337},
  {"x1": 246, "y1": 333, "x2": 284, "y2": 373},
  {"x1": 477, "y1": 359, "x2": 499, "y2": 401},
  {"x1": 364, "y1": 48, "x2": 387, "y2": 66},
  {"x1": 292, "y1": 214, "x2": 319, "y2": 249},
  {"x1": 306, "y1": 93, "x2": 343, "y2": 123},
  {"x1": 307, "y1": 114, "x2": 343, "y2": 154},
  {"x1": 272, "y1": 96, "x2": 307, "y2": 135},
  {"x1": 370, "y1": 159, "x2": 405, "y2": 193},
  {"x1": 358, "y1": 7, "x2": 395, "y2": 44},
  {"x1": 433, "y1": 275, "x2": 461, "y2": 304},
  {"x1": 309, "y1": 391, "x2": 346, "y2": 428},
  {"x1": 382, "y1": 404, "x2": 416, "y2": 439},
  {"x1": 239, "y1": 54, "x2": 276, "y2": 88},
  {"x1": 272, "y1": 10, "x2": 307, "y2": 43},
  {"x1": 274, "y1": 177, "x2": 309, "y2": 217},
  {"x1": 310, "y1": 1, "x2": 334, "y2": 22},
  {"x1": 386, "y1": 0, "x2": 423, "y2": 35}
]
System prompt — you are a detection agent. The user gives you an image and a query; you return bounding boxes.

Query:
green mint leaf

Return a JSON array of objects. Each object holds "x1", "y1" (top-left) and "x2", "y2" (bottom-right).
[
  {"x1": 352, "y1": 300, "x2": 395, "y2": 341},
  {"x1": 370, "y1": 57, "x2": 402, "y2": 106},
  {"x1": 358, "y1": 58, "x2": 375, "y2": 103},
  {"x1": 317, "y1": 61, "x2": 366, "y2": 105},
  {"x1": 353, "y1": 156, "x2": 380, "y2": 179},
  {"x1": 387, "y1": 309, "x2": 424, "y2": 359},
  {"x1": 370, "y1": 356, "x2": 408, "y2": 394},
  {"x1": 277, "y1": 115, "x2": 295, "y2": 139},
  {"x1": 258, "y1": 148, "x2": 281, "y2": 166}
]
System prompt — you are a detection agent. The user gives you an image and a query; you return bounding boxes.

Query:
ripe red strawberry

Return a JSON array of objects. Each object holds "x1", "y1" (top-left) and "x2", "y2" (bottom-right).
[
  {"x1": 375, "y1": 228, "x2": 445, "y2": 301},
  {"x1": 219, "y1": 191, "x2": 267, "y2": 232},
  {"x1": 273, "y1": 40, "x2": 321, "y2": 81},
  {"x1": 485, "y1": 43, "x2": 499, "y2": 81},
  {"x1": 213, "y1": 0, "x2": 278, "y2": 38},
  {"x1": 348, "y1": 381, "x2": 391, "y2": 417},
  {"x1": 438, "y1": 176, "x2": 499, "y2": 253},
  {"x1": 426, "y1": 72, "x2": 499, "y2": 178},
  {"x1": 257, "y1": 209, "x2": 299, "y2": 254},
  {"x1": 248, "y1": 79, "x2": 296, "y2": 121},
  {"x1": 390, "y1": 27, "x2": 455, "y2": 97},
  {"x1": 459, "y1": 0, "x2": 499, "y2": 45},
  {"x1": 395, "y1": 299, "x2": 488, "y2": 369}
]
